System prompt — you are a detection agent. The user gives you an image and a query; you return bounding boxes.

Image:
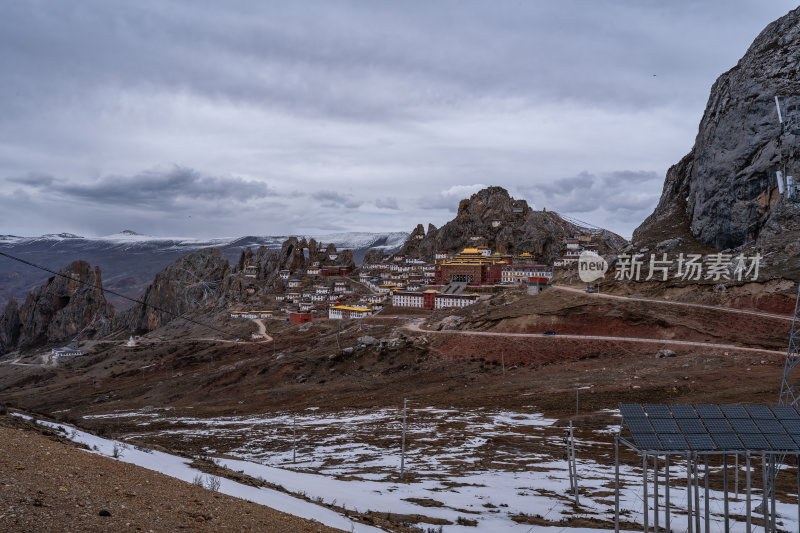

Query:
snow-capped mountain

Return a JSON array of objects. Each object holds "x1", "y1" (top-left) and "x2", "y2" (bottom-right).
[{"x1": 0, "y1": 230, "x2": 408, "y2": 310}]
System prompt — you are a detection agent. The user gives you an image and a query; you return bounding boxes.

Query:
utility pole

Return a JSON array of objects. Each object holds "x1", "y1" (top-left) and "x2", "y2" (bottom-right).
[
  {"x1": 568, "y1": 421, "x2": 579, "y2": 505},
  {"x1": 400, "y1": 398, "x2": 407, "y2": 480},
  {"x1": 565, "y1": 427, "x2": 574, "y2": 492},
  {"x1": 292, "y1": 414, "x2": 297, "y2": 463}
]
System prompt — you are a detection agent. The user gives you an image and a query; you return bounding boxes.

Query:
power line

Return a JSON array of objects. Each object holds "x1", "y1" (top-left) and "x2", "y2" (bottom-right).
[{"x1": 0, "y1": 250, "x2": 236, "y2": 338}]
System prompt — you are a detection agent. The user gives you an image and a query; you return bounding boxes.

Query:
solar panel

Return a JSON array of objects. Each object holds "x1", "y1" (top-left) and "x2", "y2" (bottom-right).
[
  {"x1": 729, "y1": 418, "x2": 760, "y2": 434},
  {"x1": 644, "y1": 404, "x2": 672, "y2": 418},
  {"x1": 670, "y1": 404, "x2": 698, "y2": 418},
  {"x1": 676, "y1": 418, "x2": 707, "y2": 434},
  {"x1": 764, "y1": 433, "x2": 798, "y2": 451},
  {"x1": 630, "y1": 432, "x2": 662, "y2": 451},
  {"x1": 650, "y1": 418, "x2": 680, "y2": 433},
  {"x1": 770, "y1": 406, "x2": 800, "y2": 419},
  {"x1": 703, "y1": 418, "x2": 733, "y2": 433},
  {"x1": 659, "y1": 433, "x2": 688, "y2": 450},
  {"x1": 721, "y1": 405, "x2": 749, "y2": 418},
  {"x1": 755, "y1": 419, "x2": 786, "y2": 434},
  {"x1": 695, "y1": 404, "x2": 724, "y2": 418},
  {"x1": 626, "y1": 419, "x2": 654, "y2": 433},
  {"x1": 619, "y1": 404, "x2": 647, "y2": 419},
  {"x1": 746, "y1": 405, "x2": 776, "y2": 419},
  {"x1": 739, "y1": 433, "x2": 770, "y2": 449},
  {"x1": 685, "y1": 434, "x2": 716, "y2": 450},
  {"x1": 711, "y1": 433, "x2": 743, "y2": 450},
  {"x1": 619, "y1": 403, "x2": 800, "y2": 452},
  {"x1": 780, "y1": 419, "x2": 800, "y2": 433}
]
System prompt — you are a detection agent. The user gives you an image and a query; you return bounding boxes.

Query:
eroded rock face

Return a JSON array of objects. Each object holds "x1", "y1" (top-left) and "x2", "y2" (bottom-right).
[
  {"x1": 634, "y1": 7, "x2": 800, "y2": 253},
  {"x1": 362, "y1": 248, "x2": 386, "y2": 265},
  {"x1": 0, "y1": 298, "x2": 20, "y2": 354},
  {"x1": 118, "y1": 249, "x2": 229, "y2": 333},
  {"x1": 0, "y1": 261, "x2": 114, "y2": 353}
]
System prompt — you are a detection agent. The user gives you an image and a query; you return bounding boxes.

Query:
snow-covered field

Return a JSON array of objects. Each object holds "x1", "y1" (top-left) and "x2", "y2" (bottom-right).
[{"x1": 32, "y1": 408, "x2": 800, "y2": 532}]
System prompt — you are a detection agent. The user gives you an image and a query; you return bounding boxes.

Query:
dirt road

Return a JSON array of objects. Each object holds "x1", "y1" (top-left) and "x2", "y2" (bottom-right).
[
  {"x1": 404, "y1": 321, "x2": 785, "y2": 356},
  {"x1": 552, "y1": 284, "x2": 795, "y2": 321}
]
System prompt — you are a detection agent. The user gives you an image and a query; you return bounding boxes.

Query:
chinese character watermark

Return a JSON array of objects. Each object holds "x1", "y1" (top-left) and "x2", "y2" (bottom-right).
[{"x1": 612, "y1": 253, "x2": 761, "y2": 282}]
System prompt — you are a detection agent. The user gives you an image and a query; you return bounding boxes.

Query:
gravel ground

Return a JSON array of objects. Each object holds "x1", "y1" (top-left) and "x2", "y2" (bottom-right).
[{"x1": 0, "y1": 416, "x2": 343, "y2": 532}]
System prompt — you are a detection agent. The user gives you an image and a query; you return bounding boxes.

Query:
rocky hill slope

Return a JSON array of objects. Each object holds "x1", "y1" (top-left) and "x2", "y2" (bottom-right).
[
  {"x1": 0, "y1": 415, "x2": 343, "y2": 532},
  {"x1": 116, "y1": 237, "x2": 356, "y2": 334},
  {"x1": 399, "y1": 186, "x2": 626, "y2": 261},
  {"x1": 0, "y1": 231, "x2": 407, "y2": 311},
  {"x1": 633, "y1": 6, "x2": 800, "y2": 277},
  {"x1": 0, "y1": 260, "x2": 114, "y2": 354},
  {"x1": 117, "y1": 249, "x2": 231, "y2": 333}
]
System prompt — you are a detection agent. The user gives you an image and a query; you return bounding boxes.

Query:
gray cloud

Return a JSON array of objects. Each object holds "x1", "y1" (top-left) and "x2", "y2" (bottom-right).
[
  {"x1": 10, "y1": 166, "x2": 277, "y2": 209},
  {"x1": 311, "y1": 190, "x2": 362, "y2": 209},
  {"x1": 518, "y1": 170, "x2": 663, "y2": 236},
  {"x1": 7, "y1": 173, "x2": 55, "y2": 187},
  {"x1": 374, "y1": 197, "x2": 399, "y2": 210},
  {"x1": 419, "y1": 184, "x2": 487, "y2": 211},
  {"x1": 0, "y1": 1, "x2": 797, "y2": 239},
  {"x1": 1, "y1": 1, "x2": 794, "y2": 124}
]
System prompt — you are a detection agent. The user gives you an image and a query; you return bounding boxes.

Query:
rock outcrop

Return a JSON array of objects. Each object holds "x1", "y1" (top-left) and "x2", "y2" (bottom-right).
[
  {"x1": 0, "y1": 261, "x2": 114, "y2": 354},
  {"x1": 634, "y1": 7, "x2": 800, "y2": 267},
  {"x1": 0, "y1": 297, "x2": 20, "y2": 354},
  {"x1": 246, "y1": 237, "x2": 355, "y2": 278},
  {"x1": 362, "y1": 248, "x2": 387, "y2": 265},
  {"x1": 118, "y1": 249, "x2": 230, "y2": 333},
  {"x1": 117, "y1": 235, "x2": 359, "y2": 333},
  {"x1": 401, "y1": 186, "x2": 625, "y2": 261}
]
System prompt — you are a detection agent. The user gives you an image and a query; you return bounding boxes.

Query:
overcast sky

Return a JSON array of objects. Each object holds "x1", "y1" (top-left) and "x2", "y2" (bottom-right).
[{"x1": 1, "y1": 1, "x2": 797, "y2": 240}]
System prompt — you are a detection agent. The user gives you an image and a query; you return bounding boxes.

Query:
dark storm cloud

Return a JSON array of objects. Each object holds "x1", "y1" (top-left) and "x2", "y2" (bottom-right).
[
  {"x1": 10, "y1": 167, "x2": 277, "y2": 209},
  {"x1": 0, "y1": 1, "x2": 797, "y2": 238},
  {"x1": 2, "y1": 0, "x2": 789, "y2": 123}
]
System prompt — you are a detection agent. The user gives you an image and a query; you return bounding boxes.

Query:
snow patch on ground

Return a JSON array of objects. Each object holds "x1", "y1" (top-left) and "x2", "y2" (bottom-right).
[
  {"x1": 22, "y1": 408, "x2": 800, "y2": 533},
  {"x1": 12, "y1": 413, "x2": 380, "y2": 533}
]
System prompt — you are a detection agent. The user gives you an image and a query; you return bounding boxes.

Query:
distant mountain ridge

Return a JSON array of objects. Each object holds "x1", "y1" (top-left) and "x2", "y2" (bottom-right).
[{"x1": 0, "y1": 231, "x2": 408, "y2": 310}]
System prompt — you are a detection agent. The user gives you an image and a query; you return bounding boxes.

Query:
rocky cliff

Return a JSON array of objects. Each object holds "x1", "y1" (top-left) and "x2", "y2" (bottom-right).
[
  {"x1": 634, "y1": 7, "x2": 800, "y2": 272},
  {"x1": 0, "y1": 298, "x2": 20, "y2": 354},
  {"x1": 117, "y1": 249, "x2": 230, "y2": 333},
  {"x1": 400, "y1": 186, "x2": 625, "y2": 261},
  {"x1": 0, "y1": 261, "x2": 114, "y2": 354}
]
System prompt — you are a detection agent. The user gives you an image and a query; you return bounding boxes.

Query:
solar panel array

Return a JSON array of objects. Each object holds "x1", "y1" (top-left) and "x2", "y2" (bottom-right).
[{"x1": 619, "y1": 404, "x2": 800, "y2": 452}]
